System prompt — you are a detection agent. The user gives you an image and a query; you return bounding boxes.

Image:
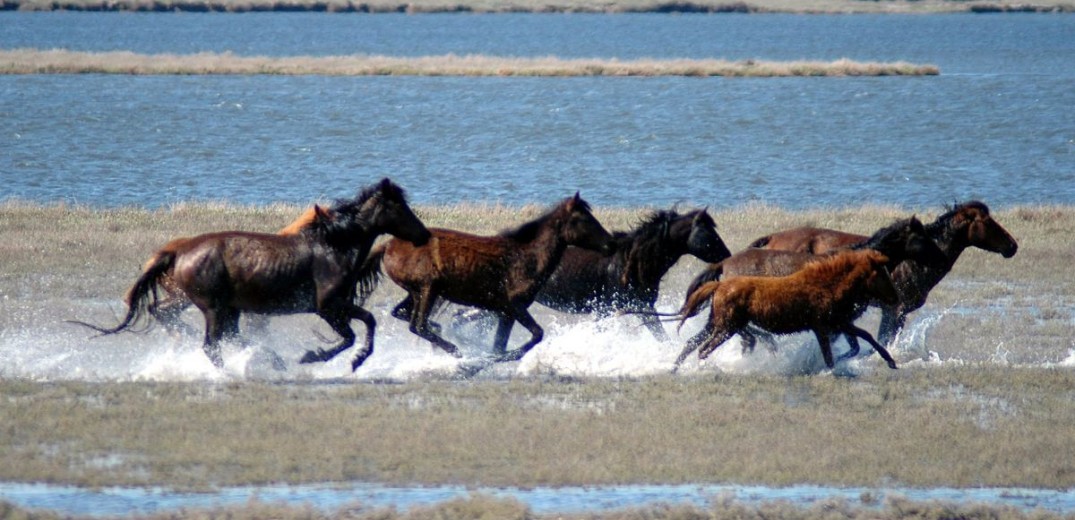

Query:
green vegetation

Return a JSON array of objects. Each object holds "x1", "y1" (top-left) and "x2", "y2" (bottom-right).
[
  {"x1": 0, "y1": 49, "x2": 939, "y2": 77},
  {"x1": 4, "y1": 0, "x2": 1074, "y2": 13}
]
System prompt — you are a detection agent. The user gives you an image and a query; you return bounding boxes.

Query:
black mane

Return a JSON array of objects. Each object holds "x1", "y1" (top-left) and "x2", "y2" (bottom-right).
[
  {"x1": 850, "y1": 216, "x2": 922, "y2": 251},
  {"x1": 926, "y1": 200, "x2": 990, "y2": 235},
  {"x1": 500, "y1": 197, "x2": 592, "y2": 243}
]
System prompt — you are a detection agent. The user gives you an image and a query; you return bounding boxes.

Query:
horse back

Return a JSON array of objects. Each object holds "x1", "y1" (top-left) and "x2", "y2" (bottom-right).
[
  {"x1": 720, "y1": 248, "x2": 819, "y2": 279},
  {"x1": 382, "y1": 228, "x2": 513, "y2": 301},
  {"x1": 752, "y1": 227, "x2": 866, "y2": 255}
]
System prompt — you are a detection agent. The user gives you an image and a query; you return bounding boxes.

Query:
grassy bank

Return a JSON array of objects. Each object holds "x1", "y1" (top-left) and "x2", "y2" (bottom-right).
[
  {"x1": 4, "y1": 0, "x2": 1074, "y2": 13},
  {"x1": 0, "y1": 49, "x2": 939, "y2": 77},
  {"x1": 1, "y1": 202, "x2": 1074, "y2": 497}
]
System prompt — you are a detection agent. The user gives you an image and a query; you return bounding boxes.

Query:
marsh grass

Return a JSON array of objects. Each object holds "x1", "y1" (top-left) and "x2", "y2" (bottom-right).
[
  {"x1": 0, "y1": 49, "x2": 941, "y2": 77},
  {"x1": 1, "y1": 203, "x2": 1074, "y2": 495}
]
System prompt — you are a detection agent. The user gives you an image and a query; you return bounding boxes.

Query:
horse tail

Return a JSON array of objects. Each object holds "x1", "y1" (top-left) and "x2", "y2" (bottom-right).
[
  {"x1": 748, "y1": 235, "x2": 772, "y2": 248},
  {"x1": 677, "y1": 279, "x2": 722, "y2": 331},
  {"x1": 356, "y1": 243, "x2": 386, "y2": 305},
  {"x1": 69, "y1": 250, "x2": 175, "y2": 335},
  {"x1": 683, "y1": 262, "x2": 724, "y2": 308}
]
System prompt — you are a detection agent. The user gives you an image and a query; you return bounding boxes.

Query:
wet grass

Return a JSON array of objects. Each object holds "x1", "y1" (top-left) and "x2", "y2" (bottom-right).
[
  {"x1": 2, "y1": 368, "x2": 1075, "y2": 491},
  {"x1": 1, "y1": 202, "x2": 1074, "y2": 511},
  {"x1": 0, "y1": 49, "x2": 939, "y2": 77}
]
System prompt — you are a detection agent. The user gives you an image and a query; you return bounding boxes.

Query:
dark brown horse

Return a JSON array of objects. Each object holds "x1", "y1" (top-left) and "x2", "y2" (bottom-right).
[
  {"x1": 142, "y1": 206, "x2": 326, "y2": 337},
  {"x1": 673, "y1": 249, "x2": 899, "y2": 372},
  {"x1": 535, "y1": 208, "x2": 731, "y2": 341},
  {"x1": 72, "y1": 179, "x2": 431, "y2": 371},
  {"x1": 750, "y1": 201, "x2": 1018, "y2": 345},
  {"x1": 683, "y1": 216, "x2": 946, "y2": 362},
  {"x1": 366, "y1": 193, "x2": 614, "y2": 362}
]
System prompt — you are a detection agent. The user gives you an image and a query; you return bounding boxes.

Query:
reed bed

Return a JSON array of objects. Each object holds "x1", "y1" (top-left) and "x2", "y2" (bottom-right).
[
  {"x1": 0, "y1": 49, "x2": 940, "y2": 77},
  {"x1": 4, "y1": 0, "x2": 1074, "y2": 13}
]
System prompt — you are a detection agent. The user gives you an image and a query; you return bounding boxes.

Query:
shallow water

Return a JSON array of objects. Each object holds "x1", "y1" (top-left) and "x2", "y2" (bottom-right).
[{"x1": 4, "y1": 481, "x2": 1075, "y2": 516}]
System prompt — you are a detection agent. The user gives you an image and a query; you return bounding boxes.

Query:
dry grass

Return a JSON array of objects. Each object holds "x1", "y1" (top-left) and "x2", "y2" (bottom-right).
[
  {"x1": 0, "y1": 49, "x2": 940, "y2": 77},
  {"x1": 5, "y1": 0, "x2": 1075, "y2": 12}
]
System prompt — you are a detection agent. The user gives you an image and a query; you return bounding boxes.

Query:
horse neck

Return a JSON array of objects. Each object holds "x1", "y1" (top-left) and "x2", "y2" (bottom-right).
[
  {"x1": 510, "y1": 215, "x2": 573, "y2": 286},
  {"x1": 622, "y1": 233, "x2": 686, "y2": 292}
]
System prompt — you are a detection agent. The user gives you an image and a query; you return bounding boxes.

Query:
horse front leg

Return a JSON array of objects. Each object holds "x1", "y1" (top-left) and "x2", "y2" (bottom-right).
[
  {"x1": 812, "y1": 329, "x2": 836, "y2": 369},
  {"x1": 843, "y1": 324, "x2": 898, "y2": 369},
  {"x1": 409, "y1": 288, "x2": 461, "y2": 358},
  {"x1": 497, "y1": 306, "x2": 542, "y2": 362},
  {"x1": 876, "y1": 303, "x2": 905, "y2": 347},
  {"x1": 835, "y1": 333, "x2": 861, "y2": 363},
  {"x1": 299, "y1": 309, "x2": 357, "y2": 367}
]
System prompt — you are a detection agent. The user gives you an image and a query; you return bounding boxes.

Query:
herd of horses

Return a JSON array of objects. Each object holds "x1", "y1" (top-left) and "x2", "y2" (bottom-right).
[{"x1": 73, "y1": 178, "x2": 1019, "y2": 374}]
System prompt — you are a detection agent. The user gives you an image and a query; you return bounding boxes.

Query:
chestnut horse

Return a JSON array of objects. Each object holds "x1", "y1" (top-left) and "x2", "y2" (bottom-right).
[
  {"x1": 750, "y1": 201, "x2": 1018, "y2": 345},
  {"x1": 72, "y1": 179, "x2": 431, "y2": 370},
  {"x1": 535, "y1": 208, "x2": 731, "y2": 341},
  {"x1": 673, "y1": 249, "x2": 899, "y2": 372},
  {"x1": 683, "y1": 216, "x2": 946, "y2": 362},
  {"x1": 366, "y1": 193, "x2": 614, "y2": 362}
]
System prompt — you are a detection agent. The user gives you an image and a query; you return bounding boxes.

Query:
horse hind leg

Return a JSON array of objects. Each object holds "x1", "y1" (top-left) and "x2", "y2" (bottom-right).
[{"x1": 201, "y1": 307, "x2": 240, "y2": 368}]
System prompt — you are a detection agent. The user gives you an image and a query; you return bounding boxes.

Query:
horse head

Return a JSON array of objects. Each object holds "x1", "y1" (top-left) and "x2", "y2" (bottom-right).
[
  {"x1": 350, "y1": 178, "x2": 431, "y2": 247},
  {"x1": 862, "y1": 250, "x2": 899, "y2": 305},
  {"x1": 684, "y1": 208, "x2": 731, "y2": 263},
  {"x1": 951, "y1": 201, "x2": 1018, "y2": 258},
  {"x1": 560, "y1": 192, "x2": 614, "y2": 255}
]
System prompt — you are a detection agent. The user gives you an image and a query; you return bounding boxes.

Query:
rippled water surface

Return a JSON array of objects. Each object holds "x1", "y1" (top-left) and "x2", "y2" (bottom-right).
[{"x1": 1, "y1": 13, "x2": 1073, "y2": 208}]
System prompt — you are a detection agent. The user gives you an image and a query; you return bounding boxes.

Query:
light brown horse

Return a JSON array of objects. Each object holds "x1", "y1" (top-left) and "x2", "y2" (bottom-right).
[
  {"x1": 749, "y1": 201, "x2": 1018, "y2": 345},
  {"x1": 683, "y1": 216, "x2": 946, "y2": 362},
  {"x1": 366, "y1": 193, "x2": 614, "y2": 362},
  {"x1": 673, "y1": 249, "x2": 899, "y2": 372},
  {"x1": 72, "y1": 179, "x2": 431, "y2": 370}
]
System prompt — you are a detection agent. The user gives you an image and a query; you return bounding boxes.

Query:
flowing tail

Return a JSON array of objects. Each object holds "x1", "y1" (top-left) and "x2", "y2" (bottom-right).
[
  {"x1": 68, "y1": 250, "x2": 176, "y2": 335},
  {"x1": 683, "y1": 261, "x2": 724, "y2": 309},
  {"x1": 355, "y1": 243, "x2": 386, "y2": 306},
  {"x1": 677, "y1": 279, "x2": 722, "y2": 331}
]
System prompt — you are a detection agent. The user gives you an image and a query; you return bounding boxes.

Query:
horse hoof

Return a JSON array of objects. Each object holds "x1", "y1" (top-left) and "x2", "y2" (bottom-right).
[{"x1": 299, "y1": 350, "x2": 323, "y2": 364}]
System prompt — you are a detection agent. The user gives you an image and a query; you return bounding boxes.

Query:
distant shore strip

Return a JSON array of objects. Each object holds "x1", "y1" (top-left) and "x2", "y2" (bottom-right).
[
  {"x1": 3, "y1": 0, "x2": 1073, "y2": 12},
  {"x1": 0, "y1": 49, "x2": 940, "y2": 77}
]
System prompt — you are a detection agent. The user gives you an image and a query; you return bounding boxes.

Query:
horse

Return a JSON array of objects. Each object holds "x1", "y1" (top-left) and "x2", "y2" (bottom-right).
[
  {"x1": 365, "y1": 193, "x2": 614, "y2": 362},
  {"x1": 71, "y1": 178, "x2": 431, "y2": 371},
  {"x1": 144, "y1": 205, "x2": 327, "y2": 337},
  {"x1": 749, "y1": 201, "x2": 1018, "y2": 345},
  {"x1": 533, "y1": 208, "x2": 731, "y2": 341},
  {"x1": 672, "y1": 249, "x2": 899, "y2": 372},
  {"x1": 682, "y1": 216, "x2": 946, "y2": 362}
]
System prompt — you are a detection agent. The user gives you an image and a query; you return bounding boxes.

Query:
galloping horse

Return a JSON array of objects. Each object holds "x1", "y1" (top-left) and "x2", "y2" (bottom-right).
[
  {"x1": 72, "y1": 179, "x2": 431, "y2": 370},
  {"x1": 750, "y1": 201, "x2": 1018, "y2": 345},
  {"x1": 682, "y1": 217, "x2": 946, "y2": 362},
  {"x1": 367, "y1": 193, "x2": 614, "y2": 362},
  {"x1": 673, "y1": 249, "x2": 899, "y2": 372},
  {"x1": 535, "y1": 208, "x2": 731, "y2": 341},
  {"x1": 144, "y1": 205, "x2": 326, "y2": 337}
]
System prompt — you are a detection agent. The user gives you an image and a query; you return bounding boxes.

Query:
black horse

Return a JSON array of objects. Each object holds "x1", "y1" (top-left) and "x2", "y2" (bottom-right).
[
  {"x1": 536, "y1": 208, "x2": 731, "y2": 341},
  {"x1": 72, "y1": 179, "x2": 430, "y2": 371}
]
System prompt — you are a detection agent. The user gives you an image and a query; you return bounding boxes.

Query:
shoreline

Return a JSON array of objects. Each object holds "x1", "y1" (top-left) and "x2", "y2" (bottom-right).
[
  {"x1": 0, "y1": 49, "x2": 940, "y2": 77},
  {"x1": 3, "y1": 0, "x2": 1074, "y2": 13}
]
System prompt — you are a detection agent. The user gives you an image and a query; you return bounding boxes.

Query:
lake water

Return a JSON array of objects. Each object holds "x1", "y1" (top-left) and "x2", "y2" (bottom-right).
[{"x1": 1, "y1": 13, "x2": 1073, "y2": 209}]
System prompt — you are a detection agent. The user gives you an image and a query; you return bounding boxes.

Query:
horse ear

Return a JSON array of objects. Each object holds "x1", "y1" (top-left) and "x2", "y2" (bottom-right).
[{"x1": 313, "y1": 204, "x2": 332, "y2": 222}]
